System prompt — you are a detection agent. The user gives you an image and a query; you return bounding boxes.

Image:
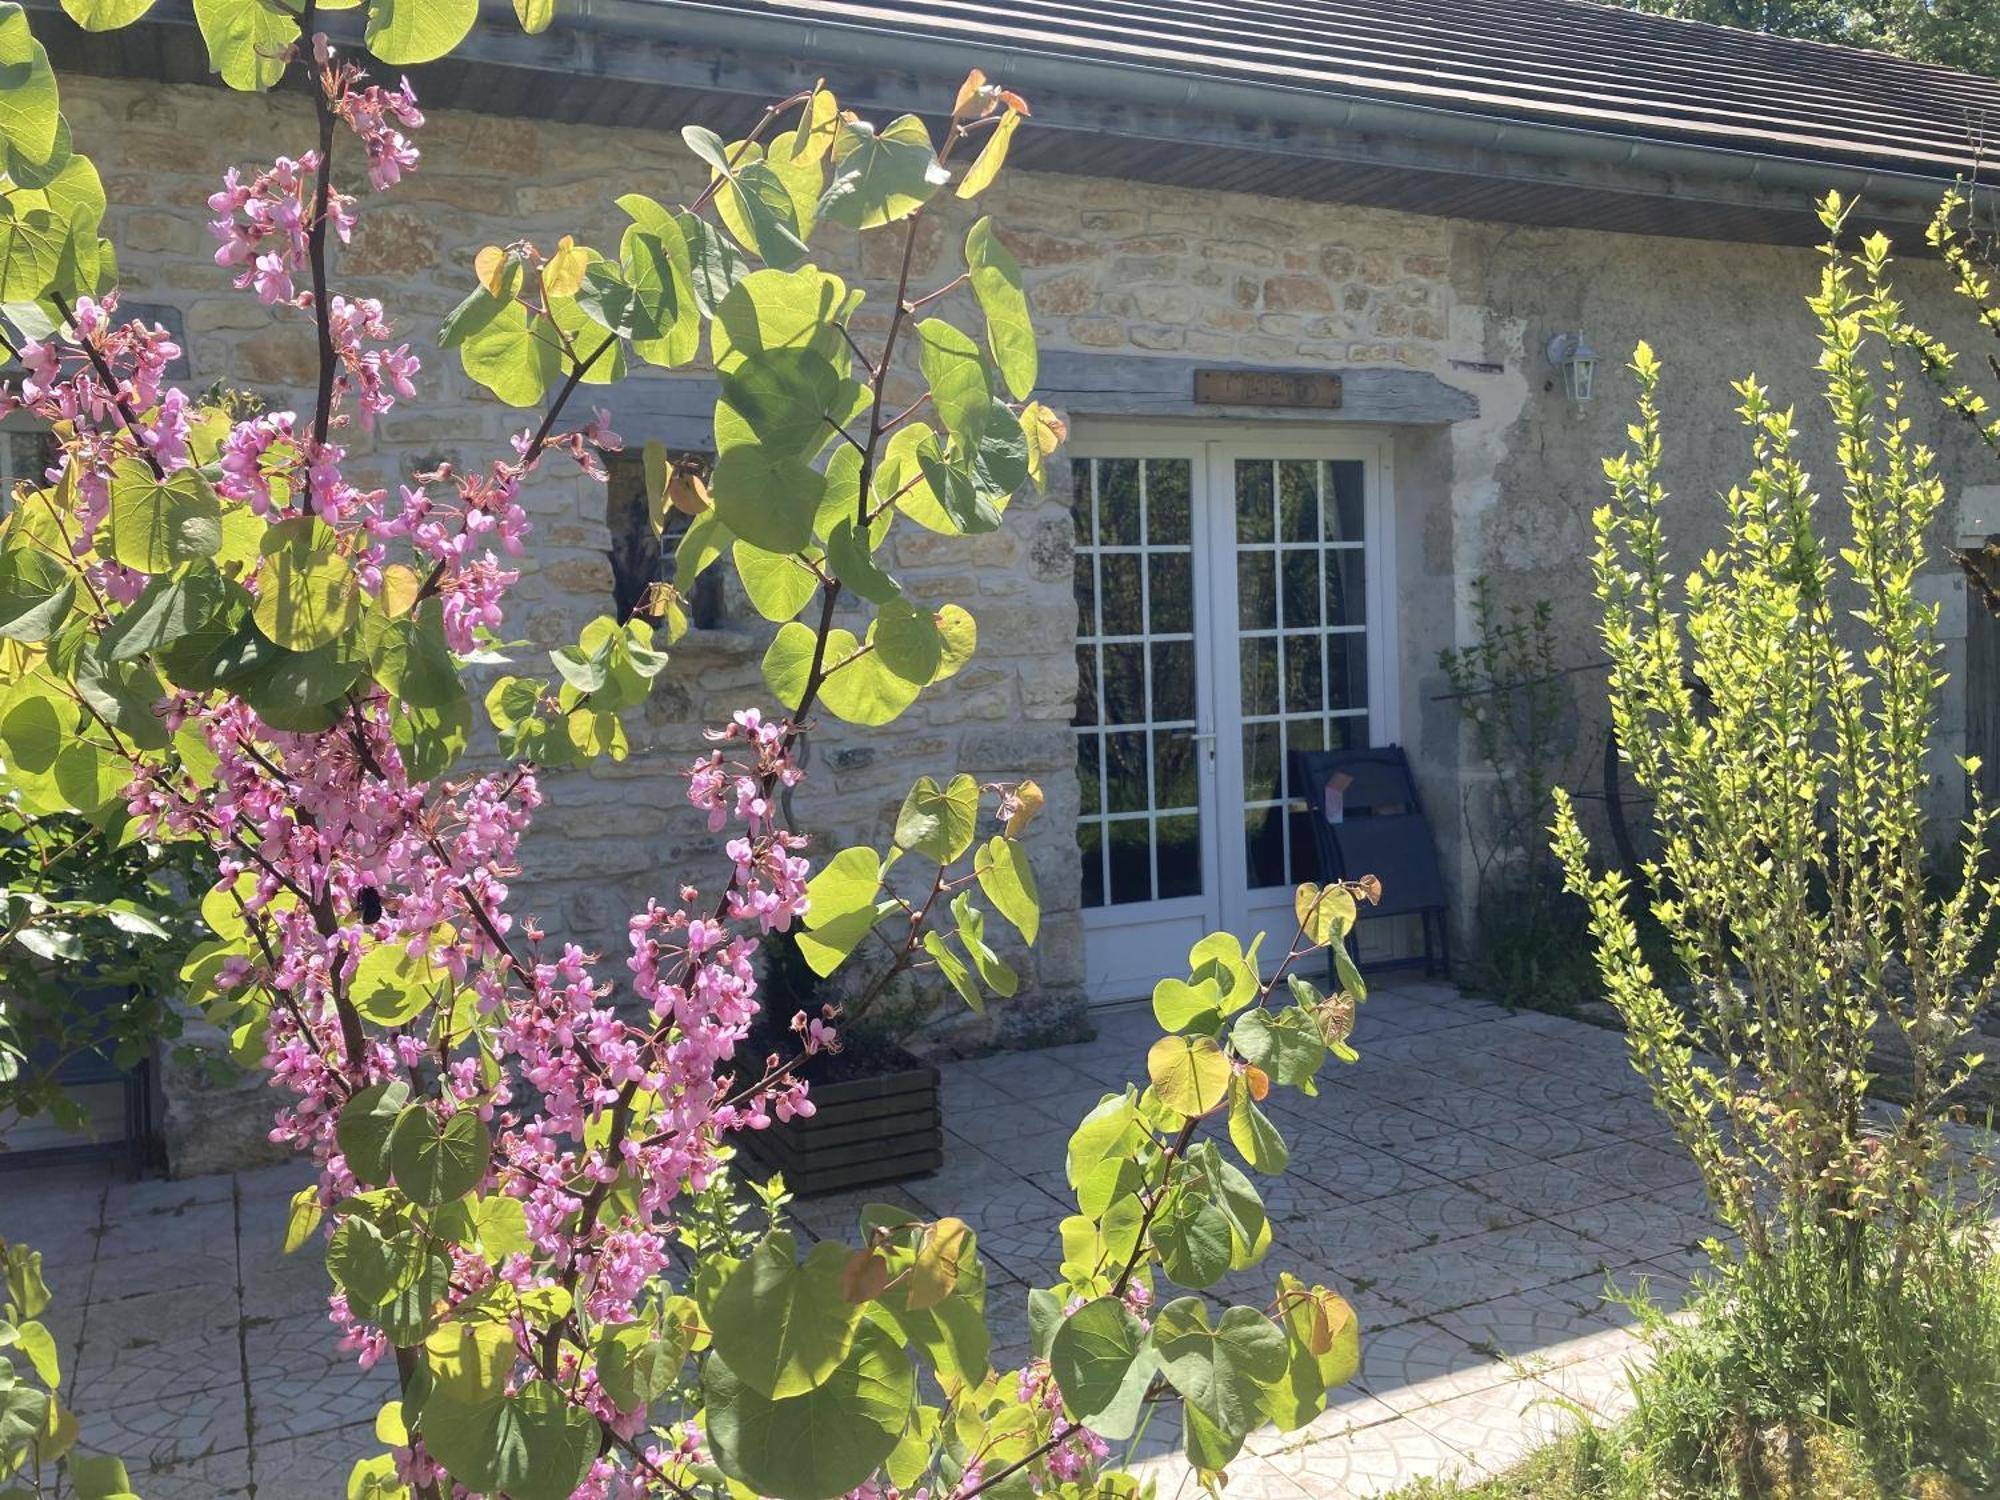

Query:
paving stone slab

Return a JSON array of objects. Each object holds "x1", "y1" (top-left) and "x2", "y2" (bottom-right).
[
  {"x1": 1260, "y1": 1410, "x2": 1479, "y2": 1497},
  {"x1": 232, "y1": 1160, "x2": 317, "y2": 1204},
  {"x1": 0, "y1": 1165, "x2": 110, "y2": 1239},
  {"x1": 74, "y1": 1378, "x2": 250, "y2": 1470},
  {"x1": 1341, "y1": 1224, "x2": 1617, "y2": 1321},
  {"x1": 1408, "y1": 1374, "x2": 1581, "y2": 1476},
  {"x1": 1366, "y1": 1180, "x2": 1539, "y2": 1244},
  {"x1": 952, "y1": 1119, "x2": 1078, "y2": 1176},
  {"x1": 1431, "y1": 1276, "x2": 1647, "y2": 1369},
  {"x1": 1554, "y1": 1191, "x2": 1725, "y2": 1260},
  {"x1": 240, "y1": 1263, "x2": 335, "y2": 1321},
  {"x1": 1460, "y1": 1157, "x2": 1644, "y2": 1216},
  {"x1": 92, "y1": 1207, "x2": 238, "y2": 1292},
  {"x1": 252, "y1": 1420, "x2": 380, "y2": 1498},
  {"x1": 907, "y1": 1136, "x2": 1025, "y2": 1207},
  {"x1": 1273, "y1": 1194, "x2": 1432, "y2": 1266},
  {"x1": 1533, "y1": 1345, "x2": 1649, "y2": 1426},
  {"x1": 1280, "y1": 1120, "x2": 1455, "y2": 1205},
  {"x1": 100, "y1": 1174, "x2": 234, "y2": 1219},
  {"x1": 1465, "y1": 1069, "x2": 1634, "y2": 1116},
  {"x1": 1307, "y1": 1060, "x2": 1460, "y2": 1109},
  {"x1": 245, "y1": 1310, "x2": 399, "y2": 1442},
  {"x1": 1244, "y1": 1388, "x2": 1402, "y2": 1456},
  {"x1": 1348, "y1": 1317, "x2": 1517, "y2": 1414},
  {"x1": 1560, "y1": 1138, "x2": 1707, "y2": 1198},
  {"x1": 951, "y1": 1051, "x2": 1107, "y2": 1104},
  {"x1": 121, "y1": 1444, "x2": 254, "y2": 1500},
  {"x1": 70, "y1": 1289, "x2": 243, "y2": 1403}
]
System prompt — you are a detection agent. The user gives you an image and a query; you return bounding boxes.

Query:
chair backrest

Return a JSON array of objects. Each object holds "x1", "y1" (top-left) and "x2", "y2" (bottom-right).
[{"x1": 1289, "y1": 746, "x2": 1448, "y2": 919}]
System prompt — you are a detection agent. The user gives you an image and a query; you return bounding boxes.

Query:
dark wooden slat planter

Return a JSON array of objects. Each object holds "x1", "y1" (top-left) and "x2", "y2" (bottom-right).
[{"x1": 741, "y1": 1051, "x2": 942, "y2": 1197}]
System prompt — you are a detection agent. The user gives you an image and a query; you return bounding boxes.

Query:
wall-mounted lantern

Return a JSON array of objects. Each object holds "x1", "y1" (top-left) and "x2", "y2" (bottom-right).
[{"x1": 1546, "y1": 332, "x2": 1598, "y2": 403}]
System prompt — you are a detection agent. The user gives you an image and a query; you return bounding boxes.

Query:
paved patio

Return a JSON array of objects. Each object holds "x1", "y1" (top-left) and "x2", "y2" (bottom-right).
[{"x1": 8, "y1": 983, "x2": 1726, "y2": 1498}]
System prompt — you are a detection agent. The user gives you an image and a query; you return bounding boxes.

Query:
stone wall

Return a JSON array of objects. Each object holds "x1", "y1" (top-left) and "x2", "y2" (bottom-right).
[
  {"x1": 1440, "y1": 219, "x2": 1989, "y2": 912},
  {"x1": 54, "y1": 74, "x2": 1998, "y2": 1060}
]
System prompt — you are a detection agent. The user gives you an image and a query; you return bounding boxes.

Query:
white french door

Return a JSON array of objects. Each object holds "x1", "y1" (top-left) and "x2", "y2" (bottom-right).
[{"x1": 1070, "y1": 425, "x2": 1398, "y2": 1002}]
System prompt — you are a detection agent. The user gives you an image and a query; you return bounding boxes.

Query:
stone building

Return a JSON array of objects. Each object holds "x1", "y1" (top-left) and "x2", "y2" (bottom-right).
[{"x1": 18, "y1": 0, "x2": 2000, "y2": 1125}]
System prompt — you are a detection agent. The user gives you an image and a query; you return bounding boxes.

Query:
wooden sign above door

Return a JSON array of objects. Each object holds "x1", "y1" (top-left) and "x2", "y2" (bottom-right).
[{"x1": 1193, "y1": 368, "x2": 1345, "y2": 410}]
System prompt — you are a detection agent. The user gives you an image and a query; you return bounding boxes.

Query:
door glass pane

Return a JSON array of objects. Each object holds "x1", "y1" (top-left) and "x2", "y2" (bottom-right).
[
  {"x1": 1074, "y1": 645, "x2": 1098, "y2": 726},
  {"x1": 1073, "y1": 455, "x2": 1203, "y2": 909},
  {"x1": 1154, "y1": 730, "x2": 1196, "y2": 809},
  {"x1": 1151, "y1": 640, "x2": 1195, "y2": 722},
  {"x1": 1237, "y1": 553, "x2": 1274, "y2": 631},
  {"x1": 1073, "y1": 555, "x2": 1097, "y2": 635},
  {"x1": 1241, "y1": 720, "x2": 1279, "y2": 804},
  {"x1": 1109, "y1": 820, "x2": 1152, "y2": 903},
  {"x1": 1105, "y1": 729, "x2": 1149, "y2": 814},
  {"x1": 1245, "y1": 806, "x2": 1286, "y2": 887},
  {"x1": 1240, "y1": 637, "x2": 1277, "y2": 717},
  {"x1": 1328, "y1": 634, "x2": 1369, "y2": 711},
  {"x1": 1150, "y1": 554, "x2": 1193, "y2": 632},
  {"x1": 1157, "y1": 816, "x2": 1201, "y2": 898},
  {"x1": 1278, "y1": 459, "x2": 1318, "y2": 542},
  {"x1": 1100, "y1": 459, "x2": 1141, "y2": 545},
  {"x1": 1325, "y1": 550, "x2": 1365, "y2": 627},
  {"x1": 1326, "y1": 460, "x2": 1364, "y2": 540},
  {"x1": 1234, "y1": 456, "x2": 1370, "y2": 889},
  {"x1": 1080, "y1": 822, "x2": 1104, "y2": 907},
  {"x1": 1100, "y1": 554, "x2": 1143, "y2": 636},
  {"x1": 1282, "y1": 552, "x2": 1321, "y2": 628},
  {"x1": 1236, "y1": 459, "x2": 1274, "y2": 543},
  {"x1": 1149, "y1": 460, "x2": 1192, "y2": 545},
  {"x1": 1285, "y1": 635, "x2": 1324, "y2": 712}
]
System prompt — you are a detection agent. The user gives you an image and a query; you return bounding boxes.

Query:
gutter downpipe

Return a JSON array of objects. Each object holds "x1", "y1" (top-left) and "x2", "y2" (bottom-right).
[{"x1": 559, "y1": 0, "x2": 1990, "y2": 217}]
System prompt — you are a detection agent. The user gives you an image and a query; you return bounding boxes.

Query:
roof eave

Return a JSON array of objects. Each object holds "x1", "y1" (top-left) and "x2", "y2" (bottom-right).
[{"x1": 568, "y1": 0, "x2": 1984, "y2": 214}]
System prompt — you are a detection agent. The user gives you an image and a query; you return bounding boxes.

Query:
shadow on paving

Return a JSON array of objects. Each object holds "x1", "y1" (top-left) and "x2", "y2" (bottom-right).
[{"x1": 6, "y1": 983, "x2": 1777, "y2": 1498}]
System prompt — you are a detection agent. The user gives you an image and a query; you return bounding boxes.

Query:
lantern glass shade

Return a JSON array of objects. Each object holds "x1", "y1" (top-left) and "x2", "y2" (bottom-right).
[
  {"x1": 1566, "y1": 350, "x2": 1596, "y2": 402},
  {"x1": 1547, "y1": 333, "x2": 1598, "y2": 403}
]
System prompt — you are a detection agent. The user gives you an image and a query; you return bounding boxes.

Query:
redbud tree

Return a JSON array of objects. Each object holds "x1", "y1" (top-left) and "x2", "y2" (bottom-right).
[{"x1": 0, "y1": 3, "x2": 1375, "y2": 1498}]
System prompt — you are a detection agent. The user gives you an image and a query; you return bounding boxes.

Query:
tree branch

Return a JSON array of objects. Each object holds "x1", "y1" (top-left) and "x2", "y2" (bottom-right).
[{"x1": 301, "y1": 1, "x2": 340, "y2": 448}]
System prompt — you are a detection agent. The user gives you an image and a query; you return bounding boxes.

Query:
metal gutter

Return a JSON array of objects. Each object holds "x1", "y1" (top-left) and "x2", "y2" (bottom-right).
[{"x1": 559, "y1": 0, "x2": 1988, "y2": 211}]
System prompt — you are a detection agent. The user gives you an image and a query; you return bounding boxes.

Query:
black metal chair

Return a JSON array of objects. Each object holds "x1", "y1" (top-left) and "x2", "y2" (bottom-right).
[{"x1": 1287, "y1": 746, "x2": 1451, "y2": 979}]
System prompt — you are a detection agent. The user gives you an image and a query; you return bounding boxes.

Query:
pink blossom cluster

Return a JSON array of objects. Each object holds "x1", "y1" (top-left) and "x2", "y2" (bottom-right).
[
  {"x1": 532, "y1": 406, "x2": 624, "y2": 481},
  {"x1": 208, "y1": 152, "x2": 331, "y2": 306},
  {"x1": 1013, "y1": 1362, "x2": 1113, "y2": 1484},
  {"x1": 2, "y1": 294, "x2": 189, "y2": 606},
  {"x1": 318, "y1": 36, "x2": 424, "y2": 192},
  {"x1": 327, "y1": 294, "x2": 420, "y2": 429},
  {"x1": 3, "y1": 294, "x2": 186, "y2": 465}
]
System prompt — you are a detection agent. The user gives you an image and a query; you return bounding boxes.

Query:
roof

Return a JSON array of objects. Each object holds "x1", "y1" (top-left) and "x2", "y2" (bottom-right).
[
  {"x1": 683, "y1": 0, "x2": 2000, "y2": 181},
  {"x1": 26, "y1": 0, "x2": 2000, "y2": 246}
]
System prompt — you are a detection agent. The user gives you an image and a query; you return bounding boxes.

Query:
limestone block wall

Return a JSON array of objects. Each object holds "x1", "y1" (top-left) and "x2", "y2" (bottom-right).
[{"x1": 47, "y1": 74, "x2": 1999, "y2": 1042}]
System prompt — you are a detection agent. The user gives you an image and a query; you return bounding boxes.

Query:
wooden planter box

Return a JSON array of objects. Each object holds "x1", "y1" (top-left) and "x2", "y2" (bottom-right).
[{"x1": 741, "y1": 1050, "x2": 942, "y2": 1197}]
